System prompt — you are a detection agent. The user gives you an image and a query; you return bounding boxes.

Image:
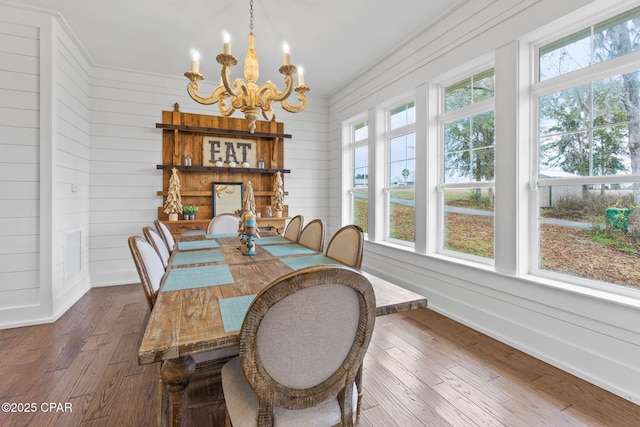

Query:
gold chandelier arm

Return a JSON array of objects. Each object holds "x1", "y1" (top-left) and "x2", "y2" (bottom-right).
[
  {"x1": 257, "y1": 74, "x2": 294, "y2": 103},
  {"x1": 217, "y1": 92, "x2": 235, "y2": 116},
  {"x1": 230, "y1": 79, "x2": 251, "y2": 111},
  {"x1": 261, "y1": 101, "x2": 275, "y2": 121},
  {"x1": 220, "y1": 64, "x2": 239, "y2": 98},
  {"x1": 280, "y1": 86, "x2": 309, "y2": 113},
  {"x1": 186, "y1": 81, "x2": 230, "y2": 106}
]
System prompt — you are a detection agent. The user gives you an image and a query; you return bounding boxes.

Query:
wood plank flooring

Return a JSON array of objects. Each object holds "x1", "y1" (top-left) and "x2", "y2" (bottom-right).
[{"x1": 0, "y1": 284, "x2": 638, "y2": 426}]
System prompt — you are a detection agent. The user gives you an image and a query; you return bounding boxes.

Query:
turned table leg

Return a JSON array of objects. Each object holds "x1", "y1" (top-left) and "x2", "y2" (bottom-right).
[{"x1": 160, "y1": 356, "x2": 196, "y2": 427}]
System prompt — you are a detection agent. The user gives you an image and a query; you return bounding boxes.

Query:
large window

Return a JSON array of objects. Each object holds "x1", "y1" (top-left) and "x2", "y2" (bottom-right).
[
  {"x1": 386, "y1": 101, "x2": 415, "y2": 244},
  {"x1": 350, "y1": 119, "x2": 369, "y2": 233},
  {"x1": 535, "y1": 7, "x2": 640, "y2": 289},
  {"x1": 440, "y1": 69, "x2": 495, "y2": 260}
]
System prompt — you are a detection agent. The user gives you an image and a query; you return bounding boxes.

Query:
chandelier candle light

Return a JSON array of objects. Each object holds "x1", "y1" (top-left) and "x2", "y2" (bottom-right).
[{"x1": 184, "y1": 0, "x2": 309, "y2": 133}]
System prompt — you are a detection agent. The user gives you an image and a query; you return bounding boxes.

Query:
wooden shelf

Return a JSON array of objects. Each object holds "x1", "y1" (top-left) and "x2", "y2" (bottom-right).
[
  {"x1": 156, "y1": 190, "x2": 289, "y2": 197},
  {"x1": 156, "y1": 123, "x2": 292, "y2": 139},
  {"x1": 156, "y1": 165, "x2": 290, "y2": 174}
]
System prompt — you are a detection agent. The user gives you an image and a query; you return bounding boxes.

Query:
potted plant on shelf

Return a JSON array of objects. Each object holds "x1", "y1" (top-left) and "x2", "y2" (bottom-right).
[
  {"x1": 164, "y1": 168, "x2": 182, "y2": 221},
  {"x1": 182, "y1": 205, "x2": 198, "y2": 220}
]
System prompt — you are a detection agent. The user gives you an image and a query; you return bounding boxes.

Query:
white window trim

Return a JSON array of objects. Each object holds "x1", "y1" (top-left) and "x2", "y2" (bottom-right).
[
  {"x1": 345, "y1": 115, "x2": 369, "y2": 232},
  {"x1": 527, "y1": 3, "x2": 640, "y2": 295},
  {"x1": 437, "y1": 67, "x2": 496, "y2": 264},
  {"x1": 383, "y1": 98, "x2": 416, "y2": 246}
]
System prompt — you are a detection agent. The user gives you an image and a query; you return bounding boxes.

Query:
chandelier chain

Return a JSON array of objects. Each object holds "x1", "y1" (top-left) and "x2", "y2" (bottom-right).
[{"x1": 249, "y1": 0, "x2": 254, "y2": 34}]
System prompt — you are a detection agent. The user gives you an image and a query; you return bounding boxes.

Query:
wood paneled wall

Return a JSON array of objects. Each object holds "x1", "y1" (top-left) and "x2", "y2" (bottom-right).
[{"x1": 157, "y1": 106, "x2": 289, "y2": 220}]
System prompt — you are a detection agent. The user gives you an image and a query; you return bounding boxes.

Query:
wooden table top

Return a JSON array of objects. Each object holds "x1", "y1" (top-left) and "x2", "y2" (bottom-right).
[{"x1": 138, "y1": 233, "x2": 427, "y2": 365}]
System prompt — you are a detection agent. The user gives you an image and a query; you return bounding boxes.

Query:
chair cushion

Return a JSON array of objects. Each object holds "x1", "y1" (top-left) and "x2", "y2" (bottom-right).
[{"x1": 221, "y1": 357, "x2": 357, "y2": 427}]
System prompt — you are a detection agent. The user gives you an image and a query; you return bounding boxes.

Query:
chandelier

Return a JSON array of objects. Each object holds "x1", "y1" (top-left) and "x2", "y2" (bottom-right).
[{"x1": 184, "y1": 0, "x2": 309, "y2": 133}]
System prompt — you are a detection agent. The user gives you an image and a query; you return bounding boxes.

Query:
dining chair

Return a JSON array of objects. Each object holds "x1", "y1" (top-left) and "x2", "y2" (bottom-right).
[
  {"x1": 221, "y1": 264, "x2": 376, "y2": 427},
  {"x1": 143, "y1": 226, "x2": 170, "y2": 268},
  {"x1": 207, "y1": 213, "x2": 240, "y2": 235},
  {"x1": 128, "y1": 235, "x2": 165, "y2": 310},
  {"x1": 154, "y1": 219, "x2": 175, "y2": 253},
  {"x1": 283, "y1": 214, "x2": 303, "y2": 242},
  {"x1": 325, "y1": 225, "x2": 364, "y2": 270},
  {"x1": 298, "y1": 218, "x2": 325, "y2": 252}
]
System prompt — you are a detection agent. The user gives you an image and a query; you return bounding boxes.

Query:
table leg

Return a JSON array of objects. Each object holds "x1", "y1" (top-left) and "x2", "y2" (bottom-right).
[{"x1": 160, "y1": 356, "x2": 196, "y2": 427}]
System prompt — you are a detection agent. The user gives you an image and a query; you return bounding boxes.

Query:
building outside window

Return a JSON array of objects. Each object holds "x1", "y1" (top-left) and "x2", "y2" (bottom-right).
[
  {"x1": 350, "y1": 119, "x2": 369, "y2": 233},
  {"x1": 534, "y1": 7, "x2": 640, "y2": 289},
  {"x1": 386, "y1": 101, "x2": 415, "y2": 244},
  {"x1": 440, "y1": 69, "x2": 495, "y2": 260}
]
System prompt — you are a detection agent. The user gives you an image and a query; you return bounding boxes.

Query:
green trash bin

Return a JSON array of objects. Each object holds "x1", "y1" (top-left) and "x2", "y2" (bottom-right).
[{"x1": 606, "y1": 207, "x2": 632, "y2": 231}]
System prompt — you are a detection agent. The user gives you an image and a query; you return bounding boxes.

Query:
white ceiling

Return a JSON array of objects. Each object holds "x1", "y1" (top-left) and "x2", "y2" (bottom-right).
[{"x1": 13, "y1": 0, "x2": 458, "y2": 98}]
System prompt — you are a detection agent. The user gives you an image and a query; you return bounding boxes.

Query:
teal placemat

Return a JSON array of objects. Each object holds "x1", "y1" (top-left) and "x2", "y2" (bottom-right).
[
  {"x1": 257, "y1": 236, "x2": 290, "y2": 245},
  {"x1": 205, "y1": 233, "x2": 238, "y2": 239},
  {"x1": 177, "y1": 240, "x2": 220, "y2": 250},
  {"x1": 172, "y1": 249, "x2": 225, "y2": 266},
  {"x1": 219, "y1": 294, "x2": 256, "y2": 332},
  {"x1": 281, "y1": 254, "x2": 342, "y2": 270},
  {"x1": 162, "y1": 264, "x2": 234, "y2": 292},
  {"x1": 263, "y1": 243, "x2": 317, "y2": 257}
]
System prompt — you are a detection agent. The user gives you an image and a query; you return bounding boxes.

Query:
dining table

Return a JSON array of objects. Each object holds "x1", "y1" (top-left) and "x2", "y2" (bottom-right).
[{"x1": 138, "y1": 231, "x2": 428, "y2": 427}]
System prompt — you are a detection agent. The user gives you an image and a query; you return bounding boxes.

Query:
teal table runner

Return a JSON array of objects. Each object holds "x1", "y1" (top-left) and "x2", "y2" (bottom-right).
[
  {"x1": 177, "y1": 240, "x2": 220, "y2": 250},
  {"x1": 162, "y1": 264, "x2": 234, "y2": 291},
  {"x1": 281, "y1": 254, "x2": 341, "y2": 270},
  {"x1": 219, "y1": 294, "x2": 256, "y2": 332},
  {"x1": 256, "y1": 236, "x2": 290, "y2": 245},
  {"x1": 205, "y1": 233, "x2": 238, "y2": 239},
  {"x1": 262, "y1": 243, "x2": 316, "y2": 257},
  {"x1": 171, "y1": 249, "x2": 225, "y2": 266}
]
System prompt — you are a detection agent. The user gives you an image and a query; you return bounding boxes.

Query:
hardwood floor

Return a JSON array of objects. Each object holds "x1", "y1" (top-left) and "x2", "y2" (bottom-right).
[{"x1": 0, "y1": 284, "x2": 638, "y2": 426}]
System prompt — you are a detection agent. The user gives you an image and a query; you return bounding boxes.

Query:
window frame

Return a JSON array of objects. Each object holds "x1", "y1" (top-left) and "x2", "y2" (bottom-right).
[
  {"x1": 530, "y1": 9, "x2": 640, "y2": 288},
  {"x1": 383, "y1": 99, "x2": 416, "y2": 246},
  {"x1": 348, "y1": 116, "x2": 370, "y2": 235},
  {"x1": 438, "y1": 68, "x2": 496, "y2": 264}
]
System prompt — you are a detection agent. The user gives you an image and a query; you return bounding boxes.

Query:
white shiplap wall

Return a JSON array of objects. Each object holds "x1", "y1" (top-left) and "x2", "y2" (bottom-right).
[
  {"x1": 51, "y1": 18, "x2": 92, "y2": 313},
  {"x1": 0, "y1": 5, "x2": 93, "y2": 327},
  {"x1": 327, "y1": 0, "x2": 640, "y2": 404},
  {"x1": 0, "y1": 16, "x2": 41, "y2": 314},
  {"x1": 89, "y1": 67, "x2": 329, "y2": 287}
]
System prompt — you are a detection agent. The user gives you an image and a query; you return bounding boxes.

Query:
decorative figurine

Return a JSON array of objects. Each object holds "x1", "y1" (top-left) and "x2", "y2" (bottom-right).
[
  {"x1": 240, "y1": 214, "x2": 259, "y2": 255},
  {"x1": 273, "y1": 171, "x2": 284, "y2": 217},
  {"x1": 164, "y1": 168, "x2": 182, "y2": 221}
]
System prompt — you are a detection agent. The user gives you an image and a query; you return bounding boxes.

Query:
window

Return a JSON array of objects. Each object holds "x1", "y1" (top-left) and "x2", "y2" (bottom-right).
[
  {"x1": 386, "y1": 101, "x2": 415, "y2": 244},
  {"x1": 440, "y1": 69, "x2": 495, "y2": 260},
  {"x1": 535, "y1": 7, "x2": 640, "y2": 289},
  {"x1": 350, "y1": 119, "x2": 369, "y2": 233}
]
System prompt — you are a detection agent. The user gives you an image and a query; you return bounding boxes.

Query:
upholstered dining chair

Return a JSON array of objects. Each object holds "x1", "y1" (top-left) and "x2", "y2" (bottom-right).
[
  {"x1": 207, "y1": 213, "x2": 240, "y2": 235},
  {"x1": 298, "y1": 218, "x2": 325, "y2": 252},
  {"x1": 221, "y1": 264, "x2": 376, "y2": 427},
  {"x1": 154, "y1": 219, "x2": 175, "y2": 253},
  {"x1": 143, "y1": 226, "x2": 170, "y2": 268},
  {"x1": 325, "y1": 225, "x2": 364, "y2": 269},
  {"x1": 283, "y1": 214, "x2": 303, "y2": 242},
  {"x1": 128, "y1": 235, "x2": 165, "y2": 310}
]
